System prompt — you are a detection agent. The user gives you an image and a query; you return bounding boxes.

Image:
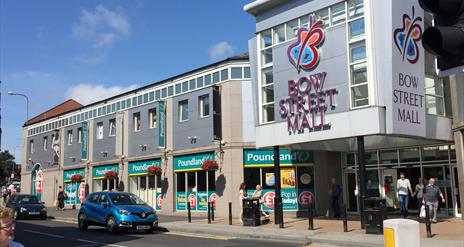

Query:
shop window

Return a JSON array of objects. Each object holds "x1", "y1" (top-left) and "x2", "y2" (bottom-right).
[
  {"x1": 197, "y1": 171, "x2": 207, "y2": 192},
  {"x1": 177, "y1": 173, "x2": 186, "y2": 192},
  {"x1": 109, "y1": 119, "x2": 116, "y2": 137},
  {"x1": 77, "y1": 128, "x2": 82, "y2": 143},
  {"x1": 156, "y1": 173, "x2": 162, "y2": 189},
  {"x1": 187, "y1": 172, "x2": 196, "y2": 192},
  {"x1": 133, "y1": 112, "x2": 141, "y2": 132},
  {"x1": 140, "y1": 176, "x2": 147, "y2": 190},
  {"x1": 43, "y1": 136, "x2": 48, "y2": 151},
  {"x1": 208, "y1": 171, "x2": 215, "y2": 191},
  {"x1": 179, "y1": 100, "x2": 189, "y2": 122},
  {"x1": 450, "y1": 145, "x2": 456, "y2": 160},
  {"x1": 149, "y1": 108, "x2": 157, "y2": 129},
  {"x1": 262, "y1": 167, "x2": 275, "y2": 190},
  {"x1": 148, "y1": 175, "x2": 156, "y2": 189},
  {"x1": 365, "y1": 151, "x2": 378, "y2": 165},
  {"x1": 231, "y1": 67, "x2": 242, "y2": 79},
  {"x1": 199, "y1": 95, "x2": 210, "y2": 118},
  {"x1": 379, "y1": 150, "x2": 398, "y2": 164},
  {"x1": 244, "y1": 168, "x2": 260, "y2": 191},
  {"x1": 67, "y1": 130, "x2": 73, "y2": 145},
  {"x1": 346, "y1": 153, "x2": 356, "y2": 166},
  {"x1": 97, "y1": 122, "x2": 103, "y2": 139},
  {"x1": 400, "y1": 148, "x2": 420, "y2": 163}
]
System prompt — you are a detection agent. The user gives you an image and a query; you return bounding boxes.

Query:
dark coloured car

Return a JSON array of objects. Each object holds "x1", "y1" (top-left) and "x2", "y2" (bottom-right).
[
  {"x1": 6, "y1": 194, "x2": 47, "y2": 220},
  {"x1": 78, "y1": 191, "x2": 158, "y2": 233}
]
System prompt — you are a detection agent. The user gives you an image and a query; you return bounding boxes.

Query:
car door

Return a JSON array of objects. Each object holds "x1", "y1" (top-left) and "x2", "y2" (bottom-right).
[
  {"x1": 84, "y1": 193, "x2": 101, "y2": 223},
  {"x1": 96, "y1": 193, "x2": 110, "y2": 223}
]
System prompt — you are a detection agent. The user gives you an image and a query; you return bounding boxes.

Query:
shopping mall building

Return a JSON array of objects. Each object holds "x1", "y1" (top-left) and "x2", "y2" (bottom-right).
[{"x1": 20, "y1": 0, "x2": 463, "y2": 218}]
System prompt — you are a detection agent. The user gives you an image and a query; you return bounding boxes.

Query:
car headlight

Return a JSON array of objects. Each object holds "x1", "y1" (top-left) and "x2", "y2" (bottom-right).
[
  {"x1": 118, "y1": 209, "x2": 131, "y2": 215},
  {"x1": 41, "y1": 207, "x2": 47, "y2": 211},
  {"x1": 20, "y1": 207, "x2": 27, "y2": 213}
]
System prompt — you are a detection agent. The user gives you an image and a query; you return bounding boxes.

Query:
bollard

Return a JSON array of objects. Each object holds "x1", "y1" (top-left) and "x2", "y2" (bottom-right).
[
  {"x1": 207, "y1": 202, "x2": 211, "y2": 224},
  {"x1": 187, "y1": 201, "x2": 191, "y2": 223},
  {"x1": 308, "y1": 205, "x2": 314, "y2": 230},
  {"x1": 424, "y1": 204, "x2": 432, "y2": 238},
  {"x1": 343, "y1": 204, "x2": 348, "y2": 232},
  {"x1": 228, "y1": 202, "x2": 233, "y2": 225},
  {"x1": 211, "y1": 201, "x2": 215, "y2": 221}
]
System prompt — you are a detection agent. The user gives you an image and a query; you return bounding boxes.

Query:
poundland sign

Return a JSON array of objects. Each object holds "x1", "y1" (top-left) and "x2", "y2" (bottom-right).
[
  {"x1": 174, "y1": 152, "x2": 214, "y2": 172},
  {"x1": 244, "y1": 149, "x2": 313, "y2": 167},
  {"x1": 129, "y1": 159, "x2": 162, "y2": 176}
]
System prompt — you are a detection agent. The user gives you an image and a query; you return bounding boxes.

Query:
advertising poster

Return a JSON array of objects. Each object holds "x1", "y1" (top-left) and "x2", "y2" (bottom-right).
[
  {"x1": 297, "y1": 189, "x2": 316, "y2": 209},
  {"x1": 209, "y1": 192, "x2": 218, "y2": 209},
  {"x1": 265, "y1": 173, "x2": 275, "y2": 186},
  {"x1": 187, "y1": 192, "x2": 197, "y2": 210},
  {"x1": 155, "y1": 192, "x2": 163, "y2": 211},
  {"x1": 65, "y1": 182, "x2": 79, "y2": 205},
  {"x1": 176, "y1": 192, "x2": 186, "y2": 211},
  {"x1": 281, "y1": 169, "x2": 296, "y2": 188},
  {"x1": 251, "y1": 188, "x2": 299, "y2": 211},
  {"x1": 197, "y1": 192, "x2": 208, "y2": 211}
]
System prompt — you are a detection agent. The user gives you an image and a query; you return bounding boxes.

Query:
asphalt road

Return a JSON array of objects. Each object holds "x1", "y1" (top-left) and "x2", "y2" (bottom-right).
[{"x1": 14, "y1": 219, "x2": 305, "y2": 247}]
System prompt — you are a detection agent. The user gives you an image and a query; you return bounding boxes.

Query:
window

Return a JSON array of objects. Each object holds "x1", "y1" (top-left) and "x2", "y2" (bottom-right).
[
  {"x1": 331, "y1": 2, "x2": 346, "y2": 26},
  {"x1": 121, "y1": 100, "x2": 126, "y2": 109},
  {"x1": 348, "y1": 0, "x2": 364, "y2": 19},
  {"x1": 179, "y1": 100, "x2": 189, "y2": 122},
  {"x1": 143, "y1": 93, "x2": 149, "y2": 103},
  {"x1": 189, "y1": 79, "x2": 197, "y2": 90},
  {"x1": 43, "y1": 136, "x2": 48, "y2": 151},
  {"x1": 182, "y1": 81, "x2": 188, "y2": 93},
  {"x1": 273, "y1": 24, "x2": 285, "y2": 44},
  {"x1": 244, "y1": 67, "x2": 251, "y2": 78},
  {"x1": 316, "y1": 8, "x2": 329, "y2": 28},
  {"x1": 425, "y1": 76, "x2": 445, "y2": 115},
  {"x1": 168, "y1": 86, "x2": 174, "y2": 96},
  {"x1": 97, "y1": 122, "x2": 104, "y2": 139},
  {"x1": 286, "y1": 19, "x2": 299, "y2": 40},
  {"x1": 231, "y1": 67, "x2": 242, "y2": 79},
  {"x1": 109, "y1": 119, "x2": 116, "y2": 136},
  {"x1": 220, "y1": 69, "x2": 228, "y2": 81},
  {"x1": 155, "y1": 90, "x2": 160, "y2": 100},
  {"x1": 205, "y1": 74, "x2": 212, "y2": 85},
  {"x1": 132, "y1": 97, "x2": 137, "y2": 107},
  {"x1": 77, "y1": 128, "x2": 82, "y2": 143},
  {"x1": 260, "y1": 67, "x2": 275, "y2": 123},
  {"x1": 349, "y1": 18, "x2": 365, "y2": 38},
  {"x1": 29, "y1": 140, "x2": 34, "y2": 154},
  {"x1": 116, "y1": 102, "x2": 121, "y2": 111},
  {"x1": 133, "y1": 112, "x2": 141, "y2": 132},
  {"x1": 149, "y1": 91, "x2": 155, "y2": 101},
  {"x1": 162, "y1": 88, "x2": 167, "y2": 98},
  {"x1": 175, "y1": 84, "x2": 182, "y2": 94},
  {"x1": 197, "y1": 76, "x2": 204, "y2": 88},
  {"x1": 67, "y1": 130, "x2": 73, "y2": 145},
  {"x1": 149, "y1": 108, "x2": 157, "y2": 128},
  {"x1": 212, "y1": 72, "x2": 220, "y2": 83},
  {"x1": 199, "y1": 95, "x2": 210, "y2": 118},
  {"x1": 126, "y1": 98, "x2": 132, "y2": 108}
]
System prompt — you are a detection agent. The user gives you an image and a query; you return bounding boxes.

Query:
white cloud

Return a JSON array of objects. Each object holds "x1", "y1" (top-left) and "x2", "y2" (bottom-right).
[
  {"x1": 65, "y1": 84, "x2": 139, "y2": 105},
  {"x1": 208, "y1": 41, "x2": 234, "y2": 61},
  {"x1": 72, "y1": 4, "x2": 130, "y2": 63}
]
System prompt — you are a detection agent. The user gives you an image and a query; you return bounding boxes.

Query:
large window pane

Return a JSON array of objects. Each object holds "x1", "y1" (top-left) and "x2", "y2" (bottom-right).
[
  {"x1": 189, "y1": 79, "x2": 196, "y2": 90},
  {"x1": 231, "y1": 67, "x2": 242, "y2": 79},
  {"x1": 182, "y1": 81, "x2": 188, "y2": 92},
  {"x1": 261, "y1": 48, "x2": 273, "y2": 65},
  {"x1": 205, "y1": 74, "x2": 212, "y2": 85},
  {"x1": 286, "y1": 19, "x2": 299, "y2": 39},
  {"x1": 213, "y1": 71, "x2": 220, "y2": 83},
  {"x1": 167, "y1": 86, "x2": 174, "y2": 96},
  {"x1": 379, "y1": 150, "x2": 398, "y2": 164},
  {"x1": 349, "y1": 18, "x2": 365, "y2": 38},
  {"x1": 261, "y1": 29, "x2": 272, "y2": 48},
  {"x1": 351, "y1": 62, "x2": 368, "y2": 85},
  {"x1": 348, "y1": 0, "x2": 364, "y2": 19},
  {"x1": 274, "y1": 24, "x2": 285, "y2": 43},
  {"x1": 421, "y1": 146, "x2": 449, "y2": 161},
  {"x1": 316, "y1": 8, "x2": 329, "y2": 28},
  {"x1": 220, "y1": 69, "x2": 228, "y2": 81},
  {"x1": 244, "y1": 67, "x2": 251, "y2": 78},
  {"x1": 197, "y1": 76, "x2": 204, "y2": 88},
  {"x1": 244, "y1": 168, "x2": 260, "y2": 191},
  {"x1": 426, "y1": 95, "x2": 445, "y2": 115},
  {"x1": 175, "y1": 84, "x2": 182, "y2": 94},
  {"x1": 262, "y1": 104, "x2": 275, "y2": 122},
  {"x1": 350, "y1": 41, "x2": 366, "y2": 62},
  {"x1": 351, "y1": 84, "x2": 369, "y2": 107},
  {"x1": 262, "y1": 68, "x2": 274, "y2": 85},
  {"x1": 331, "y1": 2, "x2": 346, "y2": 25},
  {"x1": 400, "y1": 148, "x2": 420, "y2": 163},
  {"x1": 262, "y1": 85, "x2": 274, "y2": 104}
]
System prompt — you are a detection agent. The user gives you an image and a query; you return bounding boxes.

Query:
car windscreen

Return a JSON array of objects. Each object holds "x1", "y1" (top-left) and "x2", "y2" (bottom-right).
[
  {"x1": 109, "y1": 194, "x2": 145, "y2": 205},
  {"x1": 17, "y1": 196, "x2": 40, "y2": 204}
]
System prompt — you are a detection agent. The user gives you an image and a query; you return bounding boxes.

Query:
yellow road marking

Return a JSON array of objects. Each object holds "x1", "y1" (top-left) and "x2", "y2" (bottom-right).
[
  {"x1": 51, "y1": 218, "x2": 77, "y2": 224},
  {"x1": 165, "y1": 231, "x2": 234, "y2": 240}
]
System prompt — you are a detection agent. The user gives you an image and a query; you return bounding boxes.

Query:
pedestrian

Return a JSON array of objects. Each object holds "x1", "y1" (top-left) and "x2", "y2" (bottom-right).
[
  {"x1": 412, "y1": 177, "x2": 425, "y2": 215},
  {"x1": 239, "y1": 183, "x2": 247, "y2": 224},
  {"x1": 0, "y1": 207, "x2": 24, "y2": 247},
  {"x1": 330, "y1": 178, "x2": 341, "y2": 218},
  {"x1": 57, "y1": 186, "x2": 66, "y2": 211},
  {"x1": 423, "y1": 177, "x2": 446, "y2": 223},
  {"x1": 396, "y1": 172, "x2": 413, "y2": 218},
  {"x1": 252, "y1": 185, "x2": 262, "y2": 201},
  {"x1": 1, "y1": 188, "x2": 7, "y2": 206}
]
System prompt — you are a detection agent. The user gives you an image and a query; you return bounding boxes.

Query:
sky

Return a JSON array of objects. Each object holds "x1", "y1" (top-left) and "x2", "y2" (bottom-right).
[{"x1": 0, "y1": 0, "x2": 256, "y2": 163}]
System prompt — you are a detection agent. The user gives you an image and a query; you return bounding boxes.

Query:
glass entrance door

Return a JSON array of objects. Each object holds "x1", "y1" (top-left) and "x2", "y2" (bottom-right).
[
  {"x1": 345, "y1": 170, "x2": 358, "y2": 212},
  {"x1": 452, "y1": 166, "x2": 461, "y2": 217}
]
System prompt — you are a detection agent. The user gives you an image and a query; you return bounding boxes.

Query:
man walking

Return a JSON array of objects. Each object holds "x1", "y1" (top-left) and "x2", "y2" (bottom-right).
[
  {"x1": 396, "y1": 172, "x2": 412, "y2": 218},
  {"x1": 423, "y1": 177, "x2": 445, "y2": 223},
  {"x1": 330, "y1": 178, "x2": 341, "y2": 218}
]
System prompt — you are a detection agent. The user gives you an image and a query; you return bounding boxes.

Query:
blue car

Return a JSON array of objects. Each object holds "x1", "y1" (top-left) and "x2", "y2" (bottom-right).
[{"x1": 78, "y1": 191, "x2": 158, "y2": 233}]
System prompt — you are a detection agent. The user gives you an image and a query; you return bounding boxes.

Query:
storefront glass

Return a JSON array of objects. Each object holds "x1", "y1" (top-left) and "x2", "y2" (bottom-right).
[
  {"x1": 63, "y1": 168, "x2": 86, "y2": 205},
  {"x1": 31, "y1": 165, "x2": 43, "y2": 201},
  {"x1": 92, "y1": 164, "x2": 119, "y2": 192},
  {"x1": 128, "y1": 159, "x2": 163, "y2": 210}
]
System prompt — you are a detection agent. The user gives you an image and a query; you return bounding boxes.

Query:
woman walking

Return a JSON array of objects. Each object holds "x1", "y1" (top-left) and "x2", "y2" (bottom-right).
[
  {"x1": 413, "y1": 177, "x2": 424, "y2": 215},
  {"x1": 57, "y1": 186, "x2": 66, "y2": 211},
  {"x1": 239, "y1": 183, "x2": 247, "y2": 224}
]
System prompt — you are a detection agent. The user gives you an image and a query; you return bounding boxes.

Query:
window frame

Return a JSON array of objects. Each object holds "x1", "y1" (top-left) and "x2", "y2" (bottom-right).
[
  {"x1": 67, "y1": 130, "x2": 73, "y2": 146},
  {"x1": 199, "y1": 94, "x2": 210, "y2": 118},
  {"x1": 133, "y1": 112, "x2": 141, "y2": 132},
  {"x1": 149, "y1": 108, "x2": 157, "y2": 129},
  {"x1": 109, "y1": 119, "x2": 116, "y2": 137},
  {"x1": 179, "y1": 100, "x2": 189, "y2": 122},
  {"x1": 97, "y1": 122, "x2": 104, "y2": 140}
]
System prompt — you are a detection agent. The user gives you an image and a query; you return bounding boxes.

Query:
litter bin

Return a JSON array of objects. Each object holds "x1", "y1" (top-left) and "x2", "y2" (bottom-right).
[
  {"x1": 242, "y1": 198, "x2": 260, "y2": 226},
  {"x1": 363, "y1": 197, "x2": 387, "y2": 234}
]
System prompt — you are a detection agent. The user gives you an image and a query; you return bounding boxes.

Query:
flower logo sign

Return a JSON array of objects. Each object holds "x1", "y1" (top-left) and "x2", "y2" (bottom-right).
[
  {"x1": 287, "y1": 15, "x2": 325, "y2": 73},
  {"x1": 393, "y1": 6, "x2": 423, "y2": 64}
]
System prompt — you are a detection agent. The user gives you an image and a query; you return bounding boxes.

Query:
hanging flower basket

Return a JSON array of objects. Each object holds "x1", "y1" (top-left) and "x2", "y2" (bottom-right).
[
  {"x1": 147, "y1": 166, "x2": 162, "y2": 175},
  {"x1": 70, "y1": 174, "x2": 83, "y2": 182},
  {"x1": 202, "y1": 160, "x2": 219, "y2": 171},
  {"x1": 104, "y1": 171, "x2": 118, "y2": 179}
]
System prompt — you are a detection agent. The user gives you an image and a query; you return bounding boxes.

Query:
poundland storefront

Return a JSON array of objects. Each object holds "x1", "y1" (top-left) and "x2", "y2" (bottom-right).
[
  {"x1": 63, "y1": 168, "x2": 86, "y2": 206},
  {"x1": 128, "y1": 159, "x2": 163, "y2": 210}
]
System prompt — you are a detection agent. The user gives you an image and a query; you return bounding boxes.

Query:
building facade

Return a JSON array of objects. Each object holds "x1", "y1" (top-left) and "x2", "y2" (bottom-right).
[{"x1": 245, "y1": 0, "x2": 461, "y2": 218}]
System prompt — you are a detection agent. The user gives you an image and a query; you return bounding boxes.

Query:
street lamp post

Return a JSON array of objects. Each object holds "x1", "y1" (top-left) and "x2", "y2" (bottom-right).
[{"x1": 8, "y1": 91, "x2": 29, "y2": 122}]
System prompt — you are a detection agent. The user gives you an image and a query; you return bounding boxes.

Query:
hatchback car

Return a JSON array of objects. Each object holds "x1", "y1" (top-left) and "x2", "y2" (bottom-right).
[
  {"x1": 78, "y1": 191, "x2": 158, "y2": 233},
  {"x1": 6, "y1": 194, "x2": 47, "y2": 220}
]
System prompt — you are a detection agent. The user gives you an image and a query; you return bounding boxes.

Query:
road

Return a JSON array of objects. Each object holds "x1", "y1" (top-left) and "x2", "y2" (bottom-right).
[{"x1": 14, "y1": 219, "x2": 307, "y2": 247}]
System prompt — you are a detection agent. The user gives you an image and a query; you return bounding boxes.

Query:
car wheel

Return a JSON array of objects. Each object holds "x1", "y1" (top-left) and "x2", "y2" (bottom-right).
[
  {"x1": 78, "y1": 213, "x2": 88, "y2": 231},
  {"x1": 144, "y1": 226, "x2": 154, "y2": 234},
  {"x1": 106, "y1": 216, "x2": 117, "y2": 233},
  {"x1": 13, "y1": 210, "x2": 20, "y2": 220}
]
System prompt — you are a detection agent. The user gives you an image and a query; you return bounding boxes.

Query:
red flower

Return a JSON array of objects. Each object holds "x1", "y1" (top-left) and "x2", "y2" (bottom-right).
[
  {"x1": 147, "y1": 166, "x2": 162, "y2": 175},
  {"x1": 71, "y1": 174, "x2": 83, "y2": 182},
  {"x1": 104, "y1": 171, "x2": 118, "y2": 179},
  {"x1": 202, "y1": 160, "x2": 218, "y2": 171}
]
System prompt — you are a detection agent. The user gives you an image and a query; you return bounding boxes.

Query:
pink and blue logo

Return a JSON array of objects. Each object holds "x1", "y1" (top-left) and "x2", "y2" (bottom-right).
[
  {"x1": 287, "y1": 15, "x2": 325, "y2": 73},
  {"x1": 393, "y1": 6, "x2": 423, "y2": 64}
]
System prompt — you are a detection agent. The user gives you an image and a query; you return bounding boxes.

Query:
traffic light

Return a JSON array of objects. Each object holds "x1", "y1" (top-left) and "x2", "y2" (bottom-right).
[{"x1": 419, "y1": 0, "x2": 464, "y2": 71}]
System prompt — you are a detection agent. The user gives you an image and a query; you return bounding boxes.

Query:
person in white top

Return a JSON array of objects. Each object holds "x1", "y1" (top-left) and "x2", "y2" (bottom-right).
[
  {"x1": 0, "y1": 207, "x2": 24, "y2": 247},
  {"x1": 396, "y1": 172, "x2": 413, "y2": 218},
  {"x1": 239, "y1": 183, "x2": 248, "y2": 224}
]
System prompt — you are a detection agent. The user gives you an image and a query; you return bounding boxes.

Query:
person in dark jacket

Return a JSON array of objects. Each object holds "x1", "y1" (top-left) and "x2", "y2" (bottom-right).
[
  {"x1": 57, "y1": 186, "x2": 66, "y2": 211},
  {"x1": 330, "y1": 178, "x2": 342, "y2": 218}
]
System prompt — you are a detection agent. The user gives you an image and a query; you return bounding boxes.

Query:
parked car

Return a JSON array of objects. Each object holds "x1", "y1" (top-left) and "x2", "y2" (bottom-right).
[
  {"x1": 78, "y1": 191, "x2": 158, "y2": 233},
  {"x1": 6, "y1": 194, "x2": 47, "y2": 220}
]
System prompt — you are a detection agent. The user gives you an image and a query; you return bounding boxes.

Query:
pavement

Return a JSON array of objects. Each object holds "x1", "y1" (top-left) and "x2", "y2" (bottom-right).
[{"x1": 46, "y1": 208, "x2": 464, "y2": 247}]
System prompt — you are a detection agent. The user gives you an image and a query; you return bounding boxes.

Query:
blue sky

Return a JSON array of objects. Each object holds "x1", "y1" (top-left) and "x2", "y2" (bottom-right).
[{"x1": 0, "y1": 0, "x2": 255, "y2": 162}]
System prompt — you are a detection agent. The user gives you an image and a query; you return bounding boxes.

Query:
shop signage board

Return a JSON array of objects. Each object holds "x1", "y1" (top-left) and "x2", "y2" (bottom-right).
[
  {"x1": 81, "y1": 122, "x2": 88, "y2": 160},
  {"x1": 63, "y1": 168, "x2": 86, "y2": 182},
  {"x1": 248, "y1": 188, "x2": 315, "y2": 211},
  {"x1": 128, "y1": 159, "x2": 162, "y2": 176},
  {"x1": 158, "y1": 101, "x2": 166, "y2": 149},
  {"x1": 93, "y1": 164, "x2": 119, "y2": 179},
  {"x1": 387, "y1": 0, "x2": 426, "y2": 137},
  {"x1": 173, "y1": 152, "x2": 215, "y2": 172},
  {"x1": 243, "y1": 149, "x2": 313, "y2": 167}
]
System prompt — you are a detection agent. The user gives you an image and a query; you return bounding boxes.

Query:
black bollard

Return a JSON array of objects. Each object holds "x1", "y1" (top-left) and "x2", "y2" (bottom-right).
[
  {"x1": 187, "y1": 201, "x2": 191, "y2": 223},
  {"x1": 211, "y1": 201, "x2": 215, "y2": 221},
  {"x1": 308, "y1": 205, "x2": 314, "y2": 230},
  {"x1": 343, "y1": 204, "x2": 348, "y2": 232},
  {"x1": 228, "y1": 202, "x2": 233, "y2": 225},
  {"x1": 425, "y1": 204, "x2": 432, "y2": 238},
  {"x1": 208, "y1": 202, "x2": 211, "y2": 224}
]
